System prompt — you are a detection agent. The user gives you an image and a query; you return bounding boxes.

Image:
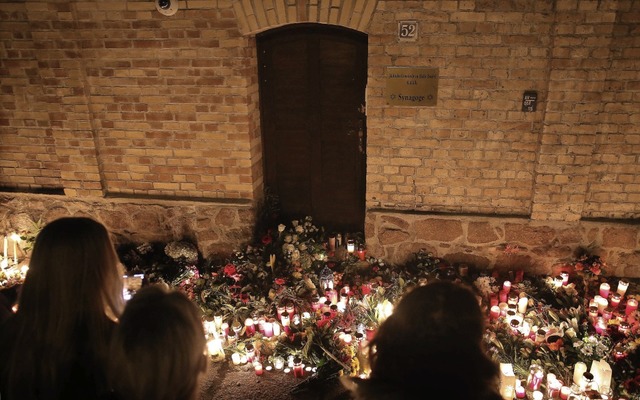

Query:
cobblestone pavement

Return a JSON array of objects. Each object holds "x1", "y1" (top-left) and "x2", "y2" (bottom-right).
[{"x1": 199, "y1": 361, "x2": 353, "y2": 400}]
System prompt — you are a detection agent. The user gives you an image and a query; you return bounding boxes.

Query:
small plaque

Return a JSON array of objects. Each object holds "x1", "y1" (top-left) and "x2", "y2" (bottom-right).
[
  {"x1": 386, "y1": 67, "x2": 438, "y2": 107},
  {"x1": 522, "y1": 91, "x2": 537, "y2": 112},
  {"x1": 398, "y1": 20, "x2": 418, "y2": 42}
]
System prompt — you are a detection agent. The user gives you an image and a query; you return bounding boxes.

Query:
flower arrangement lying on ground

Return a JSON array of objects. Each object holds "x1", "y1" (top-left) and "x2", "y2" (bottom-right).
[{"x1": 119, "y1": 219, "x2": 639, "y2": 399}]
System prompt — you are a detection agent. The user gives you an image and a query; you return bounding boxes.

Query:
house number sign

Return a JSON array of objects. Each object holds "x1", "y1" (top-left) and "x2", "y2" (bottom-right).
[{"x1": 398, "y1": 20, "x2": 418, "y2": 42}]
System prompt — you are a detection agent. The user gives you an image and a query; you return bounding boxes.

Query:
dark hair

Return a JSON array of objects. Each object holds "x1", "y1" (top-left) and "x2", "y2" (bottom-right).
[
  {"x1": 367, "y1": 280, "x2": 500, "y2": 399},
  {"x1": 109, "y1": 284, "x2": 206, "y2": 400},
  {"x1": 1, "y1": 217, "x2": 125, "y2": 399}
]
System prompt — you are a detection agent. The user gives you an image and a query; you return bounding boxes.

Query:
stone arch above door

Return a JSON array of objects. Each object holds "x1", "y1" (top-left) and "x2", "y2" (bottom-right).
[{"x1": 232, "y1": 0, "x2": 378, "y2": 35}]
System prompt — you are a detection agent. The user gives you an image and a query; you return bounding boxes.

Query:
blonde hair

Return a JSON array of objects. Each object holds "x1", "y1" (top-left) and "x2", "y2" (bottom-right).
[
  {"x1": 109, "y1": 284, "x2": 207, "y2": 400},
  {"x1": 2, "y1": 216, "x2": 125, "y2": 399}
]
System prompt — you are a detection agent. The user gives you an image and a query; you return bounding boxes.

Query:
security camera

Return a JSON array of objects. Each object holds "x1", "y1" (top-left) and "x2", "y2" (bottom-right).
[{"x1": 155, "y1": 0, "x2": 178, "y2": 16}]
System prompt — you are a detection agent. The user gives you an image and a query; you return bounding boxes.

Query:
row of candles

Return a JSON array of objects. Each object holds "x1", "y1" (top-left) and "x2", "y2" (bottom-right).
[
  {"x1": 490, "y1": 276, "x2": 638, "y2": 336},
  {"x1": 501, "y1": 360, "x2": 617, "y2": 400}
]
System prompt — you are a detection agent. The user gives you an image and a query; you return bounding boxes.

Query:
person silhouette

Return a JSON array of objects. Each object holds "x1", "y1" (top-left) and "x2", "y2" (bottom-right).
[
  {"x1": 108, "y1": 284, "x2": 207, "y2": 400},
  {"x1": 342, "y1": 279, "x2": 502, "y2": 400},
  {"x1": 0, "y1": 217, "x2": 125, "y2": 400}
]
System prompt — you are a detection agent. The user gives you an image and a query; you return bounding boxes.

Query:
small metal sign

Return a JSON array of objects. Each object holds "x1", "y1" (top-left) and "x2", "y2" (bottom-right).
[
  {"x1": 386, "y1": 67, "x2": 438, "y2": 107},
  {"x1": 398, "y1": 20, "x2": 418, "y2": 42},
  {"x1": 522, "y1": 91, "x2": 537, "y2": 112}
]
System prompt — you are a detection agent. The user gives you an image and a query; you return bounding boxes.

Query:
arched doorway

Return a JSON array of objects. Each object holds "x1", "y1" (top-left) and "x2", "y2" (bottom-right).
[{"x1": 257, "y1": 24, "x2": 368, "y2": 233}]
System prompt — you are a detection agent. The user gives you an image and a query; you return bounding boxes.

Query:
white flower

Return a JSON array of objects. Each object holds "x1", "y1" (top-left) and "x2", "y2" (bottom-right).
[{"x1": 278, "y1": 224, "x2": 286, "y2": 233}]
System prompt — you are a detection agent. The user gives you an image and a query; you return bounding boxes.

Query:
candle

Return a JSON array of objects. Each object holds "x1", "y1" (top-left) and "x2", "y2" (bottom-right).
[
  {"x1": 293, "y1": 357, "x2": 304, "y2": 378},
  {"x1": 263, "y1": 321, "x2": 273, "y2": 337},
  {"x1": 611, "y1": 293, "x2": 622, "y2": 308},
  {"x1": 286, "y1": 302, "x2": 295, "y2": 318},
  {"x1": 532, "y1": 391, "x2": 543, "y2": 400},
  {"x1": 573, "y1": 362, "x2": 587, "y2": 385},
  {"x1": 515, "y1": 384, "x2": 526, "y2": 399},
  {"x1": 273, "y1": 356, "x2": 285, "y2": 370},
  {"x1": 560, "y1": 386, "x2": 571, "y2": 400},
  {"x1": 11, "y1": 233, "x2": 19, "y2": 265},
  {"x1": 503, "y1": 280, "x2": 511, "y2": 293},
  {"x1": 618, "y1": 321, "x2": 630, "y2": 334},
  {"x1": 518, "y1": 296, "x2": 528, "y2": 314},
  {"x1": 490, "y1": 305, "x2": 501, "y2": 320},
  {"x1": 272, "y1": 320, "x2": 281, "y2": 336},
  {"x1": 600, "y1": 282, "x2": 610, "y2": 299},
  {"x1": 594, "y1": 317, "x2": 607, "y2": 334},
  {"x1": 328, "y1": 234, "x2": 336, "y2": 251},
  {"x1": 554, "y1": 275, "x2": 564, "y2": 288},
  {"x1": 625, "y1": 298, "x2": 638, "y2": 316},
  {"x1": 231, "y1": 352, "x2": 241, "y2": 365},
  {"x1": 499, "y1": 290, "x2": 508, "y2": 303},
  {"x1": 245, "y1": 343, "x2": 256, "y2": 363},
  {"x1": 346, "y1": 239, "x2": 355, "y2": 253},
  {"x1": 561, "y1": 272, "x2": 569, "y2": 285},
  {"x1": 253, "y1": 361, "x2": 263, "y2": 376},
  {"x1": 596, "y1": 296, "x2": 608, "y2": 313},
  {"x1": 244, "y1": 318, "x2": 255, "y2": 337},
  {"x1": 617, "y1": 279, "x2": 629, "y2": 296},
  {"x1": 207, "y1": 338, "x2": 223, "y2": 357},
  {"x1": 602, "y1": 307, "x2": 613, "y2": 321}
]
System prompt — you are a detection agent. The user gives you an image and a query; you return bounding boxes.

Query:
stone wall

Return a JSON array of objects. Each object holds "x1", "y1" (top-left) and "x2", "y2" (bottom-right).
[
  {"x1": 365, "y1": 210, "x2": 640, "y2": 277},
  {"x1": 0, "y1": 193, "x2": 255, "y2": 258}
]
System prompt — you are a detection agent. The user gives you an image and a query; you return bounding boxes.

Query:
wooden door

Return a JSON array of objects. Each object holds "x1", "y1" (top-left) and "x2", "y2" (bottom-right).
[{"x1": 258, "y1": 25, "x2": 367, "y2": 233}]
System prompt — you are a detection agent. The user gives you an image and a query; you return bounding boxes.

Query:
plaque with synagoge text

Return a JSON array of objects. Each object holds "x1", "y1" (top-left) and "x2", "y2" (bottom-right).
[{"x1": 386, "y1": 67, "x2": 438, "y2": 106}]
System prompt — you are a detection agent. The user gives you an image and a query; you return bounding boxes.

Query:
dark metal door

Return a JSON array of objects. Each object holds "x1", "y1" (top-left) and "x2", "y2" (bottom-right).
[{"x1": 258, "y1": 24, "x2": 367, "y2": 233}]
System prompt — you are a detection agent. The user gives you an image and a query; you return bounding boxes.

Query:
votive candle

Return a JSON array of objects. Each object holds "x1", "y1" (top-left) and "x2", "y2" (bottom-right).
[
  {"x1": 254, "y1": 361, "x2": 263, "y2": 376},
  {"x1": 490, "y1": 305, "x2": 501, "y2": 320},
  {"x1": 518, "y1": 296, "x2": 528, "y2": 314},
  {"x1": 596, "y1": 296, "x2": 608, "y2": 313},
  {"x1": 263, "y1": 321, "x2": 273, "y2": 337},
  {"x1": 561, "y1": 272, "x2": 569, "y2": 285},
  {"x1": 617, "y1": 279, "x2": 629, "y2": 296},
  {"x1": 515, "y1": 384, "x2": 526, "y2": 399},
  {"x1": 560, "y1": 386, "x2": 571, "y2": 400},
  {"x1": 503, "y1": 280, "x2": 512, "y2": 293},
  {"x1": 244, "y1": 318, "x2": 255, "y2": 337},
  {"x1": 625, "y1": 298, "x2": 638, "y2": 316},
  {"x1": 610, "y1": 293, "x2": 622, "y2": 308},
  {"x1": 600, "y1": 282, "x2": 610, "y2": 299},
  {"x1": 573, "y1": 362, "x2": 587, "y2": 385}
]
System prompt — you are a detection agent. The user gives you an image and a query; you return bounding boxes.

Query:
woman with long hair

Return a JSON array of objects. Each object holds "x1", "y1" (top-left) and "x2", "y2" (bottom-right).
[
  {"x1": 0, "y1": 217, "x2": 125, "y2": 400},
  {"x1": 108, "y1": 284, "x2": 207, "y2": 400},
  {"x1": 343, "y1": 280, "x2": 502, "y2": 400}
]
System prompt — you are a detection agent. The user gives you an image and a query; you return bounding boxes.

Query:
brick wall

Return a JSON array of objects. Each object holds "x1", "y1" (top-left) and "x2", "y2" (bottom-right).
[
  {"x1": 1, "y1": 0, "x2": 258, "y2": 200},
  {"x1": 1, "y1": 0, "x2": 638, "y2": 271}
]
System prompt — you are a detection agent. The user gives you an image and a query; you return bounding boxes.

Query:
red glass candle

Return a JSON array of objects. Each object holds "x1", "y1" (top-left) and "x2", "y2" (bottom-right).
[
  {"x1": 244, "y1": 318, "x2": 255, "y2": 337},
  {"x1": 293, "y1": 357, "x2": 304, "y2": 378},
  {"x1": 254, "y1": 361, "x2": 263, "y2": 376},
  {"x1": 560, "y1": 386, "x2": 571, "y2": 400},
  {"x1": 610, "y1": 293, "x2": 622, "y2": 308}
]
